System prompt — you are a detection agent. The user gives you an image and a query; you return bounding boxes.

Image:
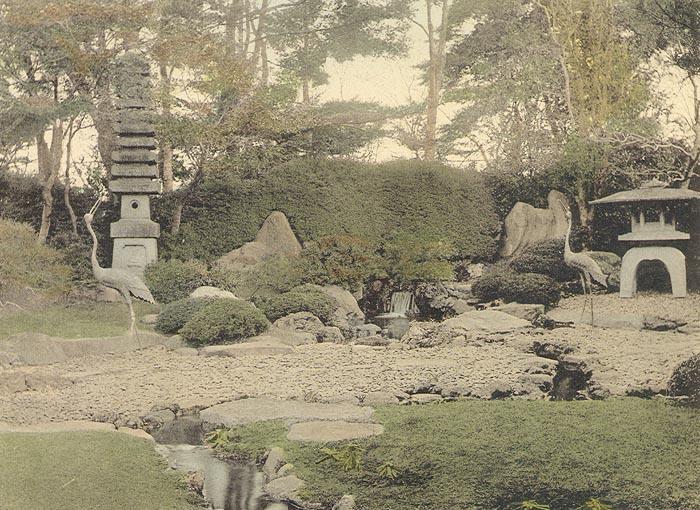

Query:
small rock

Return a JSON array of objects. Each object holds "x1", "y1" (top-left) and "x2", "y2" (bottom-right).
[
  {"x1": 164, "y1": 335, "x2": 185, "y2": 350},
  {"x1": 355, "y1": 324, "x2": 382, "y2": 337},
  {"x1": 493, "y1": 302, "x2": 545, "y2": 322},
  {"x1": 264, "y1": 447, "x2": 287, "y2": 480},
  {"x1": 354, "y1": 335, "x2": 391, "y2": 347},
  {"x1": 363, "y1": 391, "x2": 399, "y2": 406},
  {"x1": 185, "y1": 471, "x2": 204, "y2": 496},
  {"x1": 319, "y1": 326, "x2": 345, "y2": 343},
  {"x1": 141, "y1": 408, "x2": 176, "y2": 433},
  {"x1": 276, "y1": 463, "x2": 295, "y2": 478},
  {"x1": 190, "y1": 286, "x2": 239, "y2": 300},
  {"x1": 410, "y1": 393, "x2": 443, "y2": 404},
  {"x1": 264, "y1": 475, "x2": 305, "y2": 502},
  {"x1": 333, "y1": 495, "x2": 356, "y2": 510}
]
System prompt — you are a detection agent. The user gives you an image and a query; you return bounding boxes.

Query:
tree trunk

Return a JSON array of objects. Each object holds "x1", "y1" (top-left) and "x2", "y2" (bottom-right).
[
  {"x1": 423, "y1": 0, "x2": 449, "y2": 161},
  {"x1": 159, "y1": 62, "x2": 175, "y2": 192},
  {"x1": 36, "y1": 121, "x2": 64, "y2": 244},
  {"x1": 64, "y1": 118, "x2": 78, "y2": 237}
]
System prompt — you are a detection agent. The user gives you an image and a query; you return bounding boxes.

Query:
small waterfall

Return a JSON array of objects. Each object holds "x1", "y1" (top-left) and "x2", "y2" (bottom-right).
[{"x1": 388, "y1": 291, "x2": 416, "y2": 317}]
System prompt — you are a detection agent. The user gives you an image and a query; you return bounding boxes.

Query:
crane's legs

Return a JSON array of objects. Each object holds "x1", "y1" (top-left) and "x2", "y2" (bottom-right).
[
  {"x1": 121, "y1": 290, "x2": 138, "y2": 338},
  {"x1": 579, "y1": 273, "x2": 588, "y2": 322},
  {"x1": 585, "y1": 272, "x2": 594, "y2": 325}
]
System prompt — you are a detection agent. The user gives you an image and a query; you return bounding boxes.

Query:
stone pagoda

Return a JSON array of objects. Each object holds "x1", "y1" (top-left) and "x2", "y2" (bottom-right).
[
  {"x1": 109, "y1": 52, "x2": 161, "y2": 276},
  {"x1": 590, "y1": 180, "x2": 700, "y2": 298}
]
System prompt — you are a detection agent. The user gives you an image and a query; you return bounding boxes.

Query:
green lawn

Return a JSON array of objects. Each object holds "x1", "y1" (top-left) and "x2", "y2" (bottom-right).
[
  {"x1": 218, "y1": 399, "x2": 700, "y2": 510},
  {"x1": 0, "y1": 302, "x2": 159, "y2": 340},
  {"x1": 0, "y1": 431, "x2": 201, "y2": 510}
]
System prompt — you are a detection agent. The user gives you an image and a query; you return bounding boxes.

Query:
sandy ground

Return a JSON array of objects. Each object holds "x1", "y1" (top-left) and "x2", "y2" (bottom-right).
[{"x1": 0, "y1": 294, "x2": 698, "y2": 425}]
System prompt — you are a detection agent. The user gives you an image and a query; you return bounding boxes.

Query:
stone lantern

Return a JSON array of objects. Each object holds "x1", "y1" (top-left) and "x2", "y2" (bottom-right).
[
  {"x1": 590, "y1": 180, "x2": 700, "y2": 298},
  {"x1": 109, "y1": 53, "x2": 161, "y2": 276}
]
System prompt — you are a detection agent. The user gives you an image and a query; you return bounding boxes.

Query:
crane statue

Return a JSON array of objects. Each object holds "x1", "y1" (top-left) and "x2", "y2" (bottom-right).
[
  {"x1": 83, "y1": 195, "x2": 155, "y2": 336},
  {"x1": 561, "y1": 202, "x2": 609, "y2": 324}
]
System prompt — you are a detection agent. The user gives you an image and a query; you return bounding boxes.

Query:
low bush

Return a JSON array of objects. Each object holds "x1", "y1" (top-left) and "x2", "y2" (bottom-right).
[
  {"x1": 180, "y1": 299, "x2": 270, "y2": 346},
  {"x1": 255, "y1": 285, "x2": 337, "y2": 323},
  {"x1": 668, "y1": 353, "x2": 700, "y2": 407},
  {"x1": 213, "y1": 255, "x2": 307, "y2": 301},
  {"x1": 380, "y1": 233, "x2": 455, "y2": 286},
  {"x1": 301, "y1": 235, "x2": 384, "y2": 292},
  {"x1": 155, "y1": 297, "x2": 218, "y2": 334},
  {"x1": 472, "y1": 267, "x2": 560, "y2": 306},
  {"x1": 509, "y1": 239, "x2": 578, "y2": 282},
  {"x1": 0, "y1": 219, "x2": 72, "y2": 295},
  {"x1": 143, "y1": 259, "x2": 209, "y2": 304}
]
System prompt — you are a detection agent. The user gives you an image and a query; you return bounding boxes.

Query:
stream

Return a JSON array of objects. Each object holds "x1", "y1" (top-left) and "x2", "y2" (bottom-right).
[{"x1": 154, "y1": 416, "x2": 288, "y2": 510}]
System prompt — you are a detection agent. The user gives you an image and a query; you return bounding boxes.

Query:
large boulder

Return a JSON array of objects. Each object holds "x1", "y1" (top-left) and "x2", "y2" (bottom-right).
[
  {"x1": 273, "y1": 312, "x2": 345, "y2": 343},
  {"x1": 216, "y1": 211, "x2": 302, "y2": 270},
  {"x1": 500, "y1": 190, "x2": 568, "y2": 257},
  {"x1": 401, "y1": 310, "x2": 531, "y2": 348}
]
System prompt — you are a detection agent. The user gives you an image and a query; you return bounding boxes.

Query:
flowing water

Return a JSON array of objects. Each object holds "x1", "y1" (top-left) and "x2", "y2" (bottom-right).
[
  {"x1": 372, "y1": 291, "x2": 417, "y2": 339},
  {"x1": 154, "y1": 416, "x2": 287, "y2": 510}
]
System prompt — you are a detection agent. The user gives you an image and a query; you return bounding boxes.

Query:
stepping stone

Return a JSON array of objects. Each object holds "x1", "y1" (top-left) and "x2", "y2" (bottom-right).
[
  {"x1": 287, "y1": 421, "x2": 384, "y2": 442},
  {"x1": 199, "y1": 340, "x2": 293, "y2": 358},
  {"x1": 200, "y1": 398, "x2": 374, "y2": 427}
]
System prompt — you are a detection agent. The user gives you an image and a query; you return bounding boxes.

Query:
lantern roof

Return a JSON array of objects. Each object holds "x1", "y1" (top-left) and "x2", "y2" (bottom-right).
[{"x1": 590, "y1": 180, "x2": 700, "y2": 205}]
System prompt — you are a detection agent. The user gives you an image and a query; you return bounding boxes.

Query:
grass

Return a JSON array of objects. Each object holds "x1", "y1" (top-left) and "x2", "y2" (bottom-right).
[
  {"x1": 0, "y1": 431, "x2": 201, "y2": 510},
  {"x1": 0, "y1": 302, "x2": 158, "y2": 340},
  {"x1": 216, "y1": 399, "x2": 700, "y2": 510}
]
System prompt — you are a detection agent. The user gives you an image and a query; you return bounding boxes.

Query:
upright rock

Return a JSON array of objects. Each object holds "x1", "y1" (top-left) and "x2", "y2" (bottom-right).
[
  {"x1": 500, "y1": 190, "x2": 568, "y2": 257},
  {"x1": 216, "y1": 212, "x2": 302, "y2": 270}
]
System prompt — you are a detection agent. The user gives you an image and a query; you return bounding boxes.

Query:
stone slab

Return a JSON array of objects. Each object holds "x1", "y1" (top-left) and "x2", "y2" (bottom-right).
[
  {"x1": 112, "y1": 163, "x2": 159, "y2": 178},
  {"x1": 116, "y1": 136, "x2": 157, "y2": 149},
  {"x1": 0, "y1": 331, "x2": 171, "y2": 366},
  {"x1": 112, "y1": 149, "x2": 157, "y2": 164},
  {"x1": 199, "y1": 341, "x2": 293, "y2": 358},
  {"x1": 110, "y1": 218, "x2": 160, "y2": 238},
  {"x1": 287, "y1": 421, "x2": 384, "y2": 442},
  {"x1": 200, "y1": 398, "x2": 374, "y2": 427}
]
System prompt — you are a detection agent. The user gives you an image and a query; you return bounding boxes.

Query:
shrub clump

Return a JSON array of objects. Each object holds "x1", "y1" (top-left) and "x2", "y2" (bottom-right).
[
  {"x1": 0, "y1": 219, "x2": 72, "y2": 295},
  {"x1": 472, "y1": 268, "x2": 560, "y2": 306},
  {"x1": 256, "y1": 285, "x2": 337, "y2": 323},
  {"x1": 668, "y1": 353, "x2": 700, "y2": 407},
  {"x1": 180, "y1": 299, "x2": 270, "y2": 346},
  {"x1": 509, "y1": 239, "x2": 578, "y2": 282},
  {"x1": 143, "y1": 259, "x2": 209, "y2": 304},
  {"x1": 155, "y1": 297, "x2": 217, "y2": 334}
]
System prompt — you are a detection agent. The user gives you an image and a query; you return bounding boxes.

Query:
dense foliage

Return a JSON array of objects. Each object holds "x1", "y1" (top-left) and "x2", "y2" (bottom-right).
[
  {"x1": 143, "y1": 259, "x2": 209, "y2": 304},
  {"x1": 159, "y1": 159, "x2": 500, "y2": 263},
  {"x1": 180, "y1": 299, "x2": 270, "y2": 346},
  {"x1": 472, "y1": 267, "x2": 561, "y2": 306},
  {"x1": 155, "y1": 297, "x2": 217, "y2": 335},
  {"x1": 0, "y1": 219, "x2": 71, "y2": 295},
  {"x1": 255, "y1": 285, "x2": 337, "y2": 324},
  {"x1": 668, "y1": 353, "x2": 700, "y2": 408},
  {"x1": 510, "y1": 239, "x2": 578, "y2": 282}
]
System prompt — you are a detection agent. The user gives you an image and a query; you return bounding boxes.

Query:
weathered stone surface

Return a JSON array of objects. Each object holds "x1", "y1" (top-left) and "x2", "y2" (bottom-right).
[
  {"x1": 110, "y1": 218, "x2": 160, "y2": 238},
  {"x1": 141, "y1": 408, "x2": 176, "y2": 433},
  {"x1": 112, "y1": 149, "x2": 157, "y2": 164},
  {"x1": 217, "y1": 212, "x2": 302, "y2": 270},
  {"x1": 333, "y1": 495, "x2": 356, "y2": 510},
  {"x1": 199, "y1": 341, "x2": 293, "y2": 358},
  {"x1": 355, "y1": 324, "x2": 382, "y2": 337},
  {"x1": 363, "y1": 391, "x2": 399, "y2": 405},
  {"x1": 354, "y1": 335, "x2": 391, "y2": 347},
  {"x1": 264, "y1": 475, "x2": 305, "y2": 503},
  {"x1": 117, "y1": 427, "x2": 155, "y2": 441},
  {"x1": 116, "y1": 136, "x2": 157, "y2": 149},
  {"x1": 200, "y1": 398, "x2": 374, "y2": 427},
  {"x1": 274, "y1": 312, "x2": 324, "y2": 334},
  {"x1": 108, "y1": 178, "x2": 160, "y2": 194},
  {"x1": 0, "y1": 331, "x2": 172, "y2": 366},
  {"x1": 410, "y1": 393, "x2": 443, "y2": 404},
  {"x1": 111, "y1": 163, "x2": 158, "y2": 178},
  {"x1": 493, "y1": 303, "x2": 545, "y2": 321},
  {"x1": 500, "y1": 190, "x2": 568, "y2": 257},
  {"x1": 287, "y1": 421, "x2": 384, "y2": 442},
  {"x1": 263, "y1": 447, "x2": 286, "y2": 480},
  {"x1": 401, "y1": 310, "x2": 531, "y2": 348},
  {"x1": 190, "y1": 286, "x2": 239, "y2": 300},
  {"x1": 249, "y1": 327, "x2": 317, "y2": 347},
  {"x1": 317, "y1": 285, "x2": 365, "y2": 332},
  {"x1": 320, "y1": 326, "x2": 345, "y2": 343}
]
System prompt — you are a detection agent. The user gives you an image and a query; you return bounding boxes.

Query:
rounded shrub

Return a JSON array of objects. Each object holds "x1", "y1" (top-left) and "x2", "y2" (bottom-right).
[
  {"x1": 472, "y1": 268, "x2": 560, "y2": 306},
  {"x1": 668, "y1": 353, "x2": 700, "y2": 407},
  {"x1": 255, "y1": 286, "x2": 337, "y2": 323},
  {"x1": 180, "y1": 299, "x2": 270, "y2": 346},
  {"x1": 155, "y1": 297, "x2": 218, "y2": 334},
  {"x1": 143, "y1": 259, "x2": 209, "y2": 304},
  {"x1": 509, "y1": 239, "x2": 578, "y2": 282}
]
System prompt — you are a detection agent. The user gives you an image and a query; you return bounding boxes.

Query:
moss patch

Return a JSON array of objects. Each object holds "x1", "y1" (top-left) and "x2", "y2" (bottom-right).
[{"x1": 0, "y1": 431, "x2": 200, "y2": 509}]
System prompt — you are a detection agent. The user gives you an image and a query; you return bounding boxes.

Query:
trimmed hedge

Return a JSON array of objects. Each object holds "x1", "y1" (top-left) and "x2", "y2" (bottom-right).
[
  {"x1": 472, "y1": 268, "x2": 560, "y2": 306},
  {"x1": 255, "y1": 285, "x2": 337, "y2": 323},
  {"x1": 155, "y1": 297, "x2": 217, "y2": 334},
  {"x1": 158, "y1": 159, "x2": 500, "y2": 263},
  {"x1": 143, "y1": 259, "x2": 209, "y2": 304},
  {"x1": 180, "y1": 299, "x2": 270, "y2": 346}
]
